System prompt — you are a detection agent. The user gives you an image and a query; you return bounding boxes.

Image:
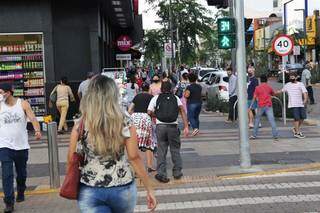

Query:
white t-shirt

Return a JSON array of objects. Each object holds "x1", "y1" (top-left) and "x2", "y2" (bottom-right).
[
  {"x1": 301, "y1": 69, "x2": 311, "y2": 87},
  {"x1": 78, "y1": 79, "x2": 91, "y2": 97},
  {"x1": 148, "y1": 94, "x2": 183, "y2": 124},
  {"x1": 282, "y1": 82, "x2": 307, "y2": 108}
]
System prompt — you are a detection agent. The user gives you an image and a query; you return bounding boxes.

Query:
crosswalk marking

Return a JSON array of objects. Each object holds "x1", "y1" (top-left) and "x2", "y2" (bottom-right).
[
  {"x1": 137, "y1": 181, "x2": 320, "y2": 197},
  {"x1": 135, "y1": 194, "x2": 320, "y2": 212}
]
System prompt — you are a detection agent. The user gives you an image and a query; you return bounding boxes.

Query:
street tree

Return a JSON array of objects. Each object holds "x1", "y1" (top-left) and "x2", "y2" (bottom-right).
[
  {"x1": 143, "y1": 29, "x2": 164, "y2": 64},
  {"x1": 145, "y1": 0, "x2": 215, "y2": 65}
]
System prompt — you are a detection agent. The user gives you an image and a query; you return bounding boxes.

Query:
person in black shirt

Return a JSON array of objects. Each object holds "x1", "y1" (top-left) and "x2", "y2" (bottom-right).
[
  {"x1": 247, "y1": 66, "x2": 259, "y2": 128},
  {"x1": 128, "y1": 83, "x2": 156, "y2": 172},
  {"x1": 184, "y1": 73, "x2": 202, "y2": 136}
]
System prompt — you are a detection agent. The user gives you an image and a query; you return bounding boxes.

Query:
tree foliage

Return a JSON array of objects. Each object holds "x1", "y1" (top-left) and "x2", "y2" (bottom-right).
[
  {"x1": 144, "y1": 0, "x2": 215, "y2": 65},
  {"x1": 143, "y1": 29, "x2": 164, "y2": 64}
]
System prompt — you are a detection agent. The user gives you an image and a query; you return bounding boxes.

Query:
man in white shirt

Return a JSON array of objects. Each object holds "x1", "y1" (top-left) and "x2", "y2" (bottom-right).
[
  {"x1": 277, "y1": 72, "x2": 308, "y2": 139},
  {"x1": 148, "y1": 81, "x2": 189, "y2": 183},
  {"x1": 78, "y1": 72, "x2": 95, "y2": 100},
  {"x1": 301, "y1": 62, "x2": 315, "y2": 104},
  {"x1": 0, "y1": 83, "x2": 41, "y2": 213}
]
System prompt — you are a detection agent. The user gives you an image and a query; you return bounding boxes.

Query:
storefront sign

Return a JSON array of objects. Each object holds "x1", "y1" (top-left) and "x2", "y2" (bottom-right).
[
  {"x1": 116, "y1": 35, "x2": 132, "y2": 52},
  {"x1": 116, "y1": 54, "x2": 131, "y2": 61}
]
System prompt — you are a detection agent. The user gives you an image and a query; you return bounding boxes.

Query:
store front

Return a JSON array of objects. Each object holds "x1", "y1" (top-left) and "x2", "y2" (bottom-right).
[{"x1": 0, "y1": 0, "x2": 143, "y2": 123}]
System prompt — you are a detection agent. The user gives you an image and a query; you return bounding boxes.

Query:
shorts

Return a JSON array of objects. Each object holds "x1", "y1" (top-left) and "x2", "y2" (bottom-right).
[
  {"x1": 247, "y1": 100, "x2": 257, "y2": 110},
  {"x1": 292, "y1": 107, "x2": 307, "y2": 121}
]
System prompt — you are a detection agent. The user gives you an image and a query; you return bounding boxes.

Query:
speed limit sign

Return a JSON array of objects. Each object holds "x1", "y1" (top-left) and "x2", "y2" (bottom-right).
[{"x1": 272, "y1": 35, "x2": 294, "y2": 56}]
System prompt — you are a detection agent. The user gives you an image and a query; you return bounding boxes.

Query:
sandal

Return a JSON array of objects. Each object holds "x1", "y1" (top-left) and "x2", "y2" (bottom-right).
[{"x1": 191, "y1": 129, "x2": 199, "y2": 136}]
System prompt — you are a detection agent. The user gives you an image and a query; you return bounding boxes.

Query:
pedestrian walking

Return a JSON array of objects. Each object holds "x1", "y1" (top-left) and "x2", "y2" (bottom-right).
[
  {"x1": 77, "y1": 72, "x2": 95, "y2": 100},
  {"x1": 128, "y1": 83, "x2": 156, "y2": 173},
  {"x1": 148, "y1": 81, "x2": 189, "y2": 183},
  {"x1": 226, "y1": 67, "x2": 238, "y2": 123},
  {"x1": 249, "y1": 75, "x2": 278, "y2": 140},
  {"x1": 0, "y1": 82, "x2": 42, "y2": 213},
  {"x1": 126, "y1": 75, "x2": 139, "y2": 106},
  {"x1": 277, "y1": 72, "x2": 308, "y2": 139},
  {"x1": 247, "y1": 66, "x2": 259, "y2": 128},
  {"x1": 50, "y1": 77, "x2": 75, "y2": 134},
  {"x1": 184, "y1": 73, "x2": 202, "y2": 136},
  {"x1": 149, "y1": 74, "x2": 162, "y2": 96},
  {"x1": 175, "y1": 69, "x2": 189, "y2": 113},
  {"x1": 301, "y1": 62, "x2": 315, "y2": 104},
  {"x1": 68, "y1": 75, "x2": 157, "y2": 212}
]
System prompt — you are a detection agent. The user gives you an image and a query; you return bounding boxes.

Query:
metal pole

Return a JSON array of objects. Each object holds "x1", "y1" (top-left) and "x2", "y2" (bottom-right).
[
  {"x1": 303, "y1": 10, "x2": 307, "y2": 61},
  {"x1": 169, "y1": 0, "x2": 174, "y2": 74},
  {"x1": 47, "y1": 122, "x2": 60, "y2": 188},
  {"x1": 229, "y1": 0, "x2": 236, "y2": 70},
  {"x1": 282, "y1": 57, "x2": 287, "y2": 125},
  {"x1": 234, "y1": 0, "x2": 251, "y2": 168}
]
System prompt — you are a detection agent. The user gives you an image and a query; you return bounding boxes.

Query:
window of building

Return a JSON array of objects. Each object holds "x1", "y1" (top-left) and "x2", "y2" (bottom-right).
[{"x1": 273, "y1": 0, "x2": 278, "y2": 8}]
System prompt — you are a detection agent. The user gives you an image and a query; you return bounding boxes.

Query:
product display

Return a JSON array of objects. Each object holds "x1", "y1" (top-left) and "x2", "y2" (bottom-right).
[{"x1": 0, "y1": 34, "x2": 46, "y2": 117}]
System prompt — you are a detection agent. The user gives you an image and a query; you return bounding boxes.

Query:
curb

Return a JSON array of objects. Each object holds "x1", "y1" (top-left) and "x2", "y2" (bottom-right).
[{"x1": 2, "y1": 163, "x2": 320, "y2": 197}]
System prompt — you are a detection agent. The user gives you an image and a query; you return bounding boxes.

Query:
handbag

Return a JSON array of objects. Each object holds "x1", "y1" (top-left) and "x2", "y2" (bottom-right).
[
  {"x1": 59, "y1": 120, "x2": 85, "y2": 200},
  {"x1": 49, "y1": 86, "x2": 57, "y2": 103}
]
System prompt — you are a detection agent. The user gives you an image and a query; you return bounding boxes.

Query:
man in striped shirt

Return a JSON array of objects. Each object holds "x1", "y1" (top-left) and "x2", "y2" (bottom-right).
[{"x1": 277, "y1": 72, "x2": 308, "y2": 139}]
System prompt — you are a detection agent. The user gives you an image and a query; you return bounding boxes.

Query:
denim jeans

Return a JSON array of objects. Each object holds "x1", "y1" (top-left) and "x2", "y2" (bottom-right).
[
  {"x1": 78, "y1": 181, "x2": 137, "y2": 213},
  {"x1": 187, "y1": 102, "x2": 202, "y2": 129},
  {"x1": 156, "y1": 124, "x2": 182, "y2": 178},
  {"x1": 253, "y1": 107, "x2": 278, "y2": 138},
  {"x1": 0, "y1": 148, "x2": 28, "y2": 205}
]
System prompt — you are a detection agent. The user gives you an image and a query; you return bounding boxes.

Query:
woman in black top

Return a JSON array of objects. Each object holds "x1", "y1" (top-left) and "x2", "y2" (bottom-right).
[
  {"x1": 128, "y1": 83, "x2": 156, "y2": 172},
  {"x1": 184, "y1": 73, "x2": 202, "y2": 136}
]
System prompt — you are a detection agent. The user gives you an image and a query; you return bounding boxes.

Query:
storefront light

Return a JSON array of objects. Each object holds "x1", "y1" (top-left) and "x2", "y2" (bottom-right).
[
  {"x1": 112, "y1": 1, "x2": 121, "y2": 6},
  {"x1": 114, "y1": 8, "x2": 123, "y2": 12},
  {"x1": 116, "y1": 14, "x2": 125, "y2": 17}
]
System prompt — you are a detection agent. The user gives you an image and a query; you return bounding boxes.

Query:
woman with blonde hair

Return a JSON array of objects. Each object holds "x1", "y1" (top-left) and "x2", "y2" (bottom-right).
[{"x1": 67, "y1": 75, "x2": 157, "y2": 212}]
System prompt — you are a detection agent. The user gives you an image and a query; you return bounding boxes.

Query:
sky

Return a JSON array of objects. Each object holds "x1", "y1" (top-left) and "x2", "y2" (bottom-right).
[{"x1": 139, "y1": 0, "x2": 274, "y2": 30}]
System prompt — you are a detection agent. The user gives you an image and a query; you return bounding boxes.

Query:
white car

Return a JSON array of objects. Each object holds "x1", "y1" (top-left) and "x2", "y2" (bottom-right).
[
  {"x1": 198, "y1": 71, "x2": 229, "y2": 101},
  {"x1": 190, "y1": 67, "x2": 220, "y2": 81}
]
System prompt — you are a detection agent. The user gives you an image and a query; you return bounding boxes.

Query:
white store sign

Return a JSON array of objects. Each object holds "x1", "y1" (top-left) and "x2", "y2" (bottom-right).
[{"x1": 116, "y1": 54, "x2": 131, "y2": 61}]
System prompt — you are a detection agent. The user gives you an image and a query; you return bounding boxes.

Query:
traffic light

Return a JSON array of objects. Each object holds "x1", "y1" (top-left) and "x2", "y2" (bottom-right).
[
  {"x1": 207, "y1": 0, "x2": 228, "y2": 9},
  {"x1": 217, "y1": 18, "x2": 236, "y2": 49}
]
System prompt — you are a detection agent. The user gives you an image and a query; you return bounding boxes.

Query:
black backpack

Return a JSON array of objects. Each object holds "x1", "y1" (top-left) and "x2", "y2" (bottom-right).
[{"x1": 155, "y1": 93, "x2": 179, "y2": 123}]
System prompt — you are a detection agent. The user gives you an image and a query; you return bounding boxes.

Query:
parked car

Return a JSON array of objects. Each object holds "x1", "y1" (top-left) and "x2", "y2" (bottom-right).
[
  {"x1": 198, "y1": 71, "x2": 229, "y2": 101},
  {"x1": 190, "y1": 67, "x2": 220, "y2": 81},
  {"x1": 277, "y1": 63, "x2": 304, "y2": 83}
]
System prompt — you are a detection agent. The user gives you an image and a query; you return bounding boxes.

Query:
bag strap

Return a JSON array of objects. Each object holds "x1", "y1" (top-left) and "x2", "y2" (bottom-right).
[{"x1": 78, "y1": 119, "x2": 85, "y2": 141}]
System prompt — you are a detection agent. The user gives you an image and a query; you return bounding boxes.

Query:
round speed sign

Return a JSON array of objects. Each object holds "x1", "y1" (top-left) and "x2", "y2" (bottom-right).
[{"x1": 272, "y1": 35, "x2": 294, "y2": 56}]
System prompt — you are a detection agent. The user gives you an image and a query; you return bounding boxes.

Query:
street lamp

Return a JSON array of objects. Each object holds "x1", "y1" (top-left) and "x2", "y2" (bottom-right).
[{"x1": 295, "y1": 8, "x2": 308, "y2": 61}]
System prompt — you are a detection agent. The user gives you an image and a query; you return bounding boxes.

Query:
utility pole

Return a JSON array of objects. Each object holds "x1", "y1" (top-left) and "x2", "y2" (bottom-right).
[
  {"x1": 229, "y1": 0, "x2": 236, "y2": 70},
  {"x1": 234, "y1": 0, "x2": 251, "y2": 168},
  {"x1": 169, "y1": 0, "x2": 175, "y2": 74}
]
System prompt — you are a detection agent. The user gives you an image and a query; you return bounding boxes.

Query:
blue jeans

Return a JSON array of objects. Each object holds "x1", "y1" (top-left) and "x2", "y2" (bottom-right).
[
  {"x1": 78, "y1": 181, "x2": 137, "y2": 213},
  {"x1": 187, "y1": 102, "x2": 202, "y2": 129},
  {"x1": 253, "y1": 107, "x2": 278, "y2": 138},
  {"x1": 0, "y1": 148, "x2": 28, "y2": 204}
]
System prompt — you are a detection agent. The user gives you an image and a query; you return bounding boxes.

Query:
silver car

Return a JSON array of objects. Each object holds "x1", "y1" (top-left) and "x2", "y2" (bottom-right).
[{"x1": 198, "y1": 71, "x2": 229, "y2": 101}]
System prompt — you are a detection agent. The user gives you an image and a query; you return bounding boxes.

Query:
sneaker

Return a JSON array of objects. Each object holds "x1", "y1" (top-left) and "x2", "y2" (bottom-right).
[
  {"x1": 273, "y1": 137, "x2": 279, "y2": 142},
  {"x1": 155, "y1": 174, "x2": 170, "y2": 183},
  {"x1": 294, "y1": 133, "x2": 305, "y2": 139},
  {"x1": 147, "y1": 167, "x2": 156, "y2": 173},
  {"x1": 16, "y1": 193, "x2": 25, "y2": 202},
  {"x1": 248, "y1": 124, "x2": 254, "y2": 129},
  {"x1": 298, "y1": 132, "x2": 306, "y2": 138},
  {"x1": 57, "y1": 130, "x2": 64, "y2": 135},
  {"x1": 191, "y1": 129, "x2": 199, "y2": 136},
  {"x1": 173, "y1": 173, "x2": 183, "y2": 180},
  {"x1": 4, "y1": 203, "x2": 14, "y2": 213},
  {"x1": 225, "y1": 120, "x2": 232, "y2": 124},
  {"x1": 249, "y1": 135, "x2": 256, "y2": 140}
]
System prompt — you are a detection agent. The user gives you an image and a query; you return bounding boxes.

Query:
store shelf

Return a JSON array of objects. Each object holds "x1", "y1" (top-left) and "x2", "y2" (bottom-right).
[{"x1": 24, "y1": 85, "x2": 44, "y2": 88}]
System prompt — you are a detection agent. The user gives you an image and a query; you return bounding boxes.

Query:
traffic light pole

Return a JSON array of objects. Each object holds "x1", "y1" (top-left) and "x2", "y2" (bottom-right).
[
  {"x1": 234, "y1": 0, "x2": 251, "y2": 168},
  {"x1": 169, "y1": 0, "x2": 174, "y2": 74},
  {"x1": 229, "y1": 0, "x2": 236, "y2": 72}
]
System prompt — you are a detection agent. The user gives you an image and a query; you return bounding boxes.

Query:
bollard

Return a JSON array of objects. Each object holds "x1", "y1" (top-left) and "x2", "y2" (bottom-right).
[{"x1": 47, "y1": 122, "x2": 60, "y2": 188}]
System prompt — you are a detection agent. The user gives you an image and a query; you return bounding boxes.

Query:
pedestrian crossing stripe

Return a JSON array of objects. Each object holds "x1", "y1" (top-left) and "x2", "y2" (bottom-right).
[{"x1": 135, "y1": 194, "x2": 320, "y2": 212}]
